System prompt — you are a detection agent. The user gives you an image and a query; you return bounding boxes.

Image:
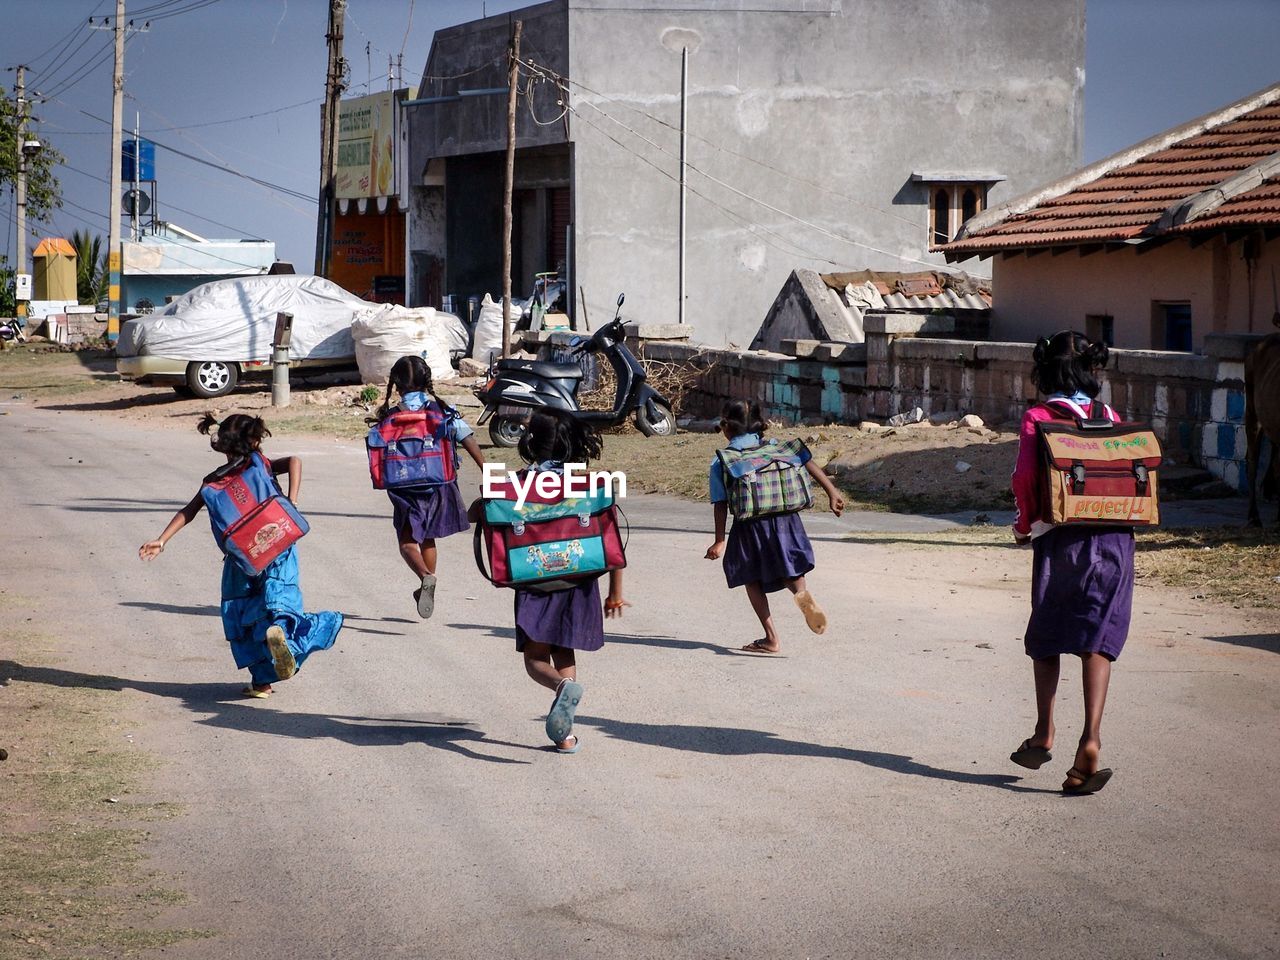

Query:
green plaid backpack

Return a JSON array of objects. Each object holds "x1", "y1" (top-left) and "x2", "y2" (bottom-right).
[{"x1": 716, "y1": 438, "x2": 814, "y2": 519}]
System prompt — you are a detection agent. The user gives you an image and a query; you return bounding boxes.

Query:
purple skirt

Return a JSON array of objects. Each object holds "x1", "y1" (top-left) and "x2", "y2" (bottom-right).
[
  {"x1": 1025, "y1": 526, "x2": 1135, "y2": 661},
  {"x1": 723, "y1": 511, "x2": 816, "y2": 593},
  {"x1": 387, "y1": 482, "x2": 470, "y2": 543},
  {"x1": 514, "y1": 579, "x2": 604, "y2": 652}
]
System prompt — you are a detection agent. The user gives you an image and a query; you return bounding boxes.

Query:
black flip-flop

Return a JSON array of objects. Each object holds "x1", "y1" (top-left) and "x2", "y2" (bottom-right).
[
  {"x1": 1062, "y1": 766, "x2": 1113, "y2": 795},
  {"x1": 1010, "y1": 738, "x2": 1052, "y2": 770}
]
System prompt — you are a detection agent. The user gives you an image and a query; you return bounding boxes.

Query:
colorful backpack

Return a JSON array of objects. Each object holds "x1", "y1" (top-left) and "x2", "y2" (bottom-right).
[
  {"x1": 473, "y1": 472, "x2": 627, "y2": 592},
  {"x1": 716, "y1": 438, "x2": 814, "y2": 519},
  {"x1": 366, "y1": 405, "x2": 458, "y2": 490},
  {"x1": 201, "y1": 453, "x2": 310, "y2": 576},
  {"x1": 1036, "y1": 398, "x2": 1162, "y2": 527}
]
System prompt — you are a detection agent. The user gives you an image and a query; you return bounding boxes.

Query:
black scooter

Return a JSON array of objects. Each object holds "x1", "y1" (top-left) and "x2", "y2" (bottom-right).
[{"x1": 475, "y1": 294, "x2": 676, "y2": 447}]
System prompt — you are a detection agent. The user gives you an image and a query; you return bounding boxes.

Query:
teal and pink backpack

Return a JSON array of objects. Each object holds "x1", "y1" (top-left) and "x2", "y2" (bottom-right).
[{"x1": 201, "y1": 452, "x2": 309, "y2": 576}]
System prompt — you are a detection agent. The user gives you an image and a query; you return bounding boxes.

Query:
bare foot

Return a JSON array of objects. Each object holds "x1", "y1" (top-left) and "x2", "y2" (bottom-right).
[
  {"x1": 1071, "y1": 738, "x2": 1101, "y2": 777},
  {"x1": 740, "y1": 639, "x2": 780, "y2": 654}
]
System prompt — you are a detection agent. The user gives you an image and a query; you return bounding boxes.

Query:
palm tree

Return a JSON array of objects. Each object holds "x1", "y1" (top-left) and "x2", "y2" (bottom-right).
[{"x1": 71, "y1": 229, "x2": 107, "y2": 306}]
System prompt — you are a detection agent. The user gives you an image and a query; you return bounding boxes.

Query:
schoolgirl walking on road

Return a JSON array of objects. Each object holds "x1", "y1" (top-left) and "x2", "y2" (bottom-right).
[
  {"x1": 704, "y1": 399, "x2": 844, "y2": 654},
  {"x1": 370, "y1": 355, "x2": 486, "y2": 619},
  {"x1": 138, "y1": 414, "x2": 343, "y2": 698},
  {"x1": 1009, "y1": 331, "x2": 1134, "y2": 794}
]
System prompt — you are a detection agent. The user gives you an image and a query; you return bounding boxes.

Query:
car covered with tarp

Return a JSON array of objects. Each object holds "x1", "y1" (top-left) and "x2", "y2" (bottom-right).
[{"x1": 115, "y1": 274, "x2": 375, "y2": 398}]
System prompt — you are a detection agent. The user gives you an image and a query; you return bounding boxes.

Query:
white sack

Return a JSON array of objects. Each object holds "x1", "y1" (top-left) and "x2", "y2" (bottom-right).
[
  {"x1": 115, "y1": 274, "x2": 371, "y2": 361},
  {"x1": 351, "y1": 304, "x2": 463, "y2": 384},
  {"x1": 470, "y1": 293, "x2": 505, "y2": 365}
]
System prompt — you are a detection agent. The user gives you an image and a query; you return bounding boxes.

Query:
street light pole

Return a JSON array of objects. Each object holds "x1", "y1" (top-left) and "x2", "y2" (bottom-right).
[
  {"x1": 107, "y1": 0, "x2": 125, "y2": 342},
  {"x1": 14, "y1": 64, "x2": 27, "y2": 323}
]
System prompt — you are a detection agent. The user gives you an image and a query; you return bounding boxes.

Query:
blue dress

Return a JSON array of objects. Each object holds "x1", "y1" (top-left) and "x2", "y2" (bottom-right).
[
  {"x1": 711, "y1": 433, "x2": 816, "y2": 593},
  {"x1": 384, "y1": 392, "x2": 473, "y2": 542},
  {"x1": 220, "y1": 547, "x2": 343, "y2": 685}
]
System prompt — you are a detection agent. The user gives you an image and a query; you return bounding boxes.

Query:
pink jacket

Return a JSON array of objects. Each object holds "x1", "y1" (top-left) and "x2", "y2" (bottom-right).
[{"x1": 1011, "y1": 397, "x2": 1118, "y2": 538}]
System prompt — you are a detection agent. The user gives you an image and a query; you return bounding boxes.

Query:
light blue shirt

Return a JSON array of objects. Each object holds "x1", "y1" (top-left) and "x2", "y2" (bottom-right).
[
  {"x1": 708, "y1": 432, "x2": 762, "y2": 504},
  {"x1": 400, "y1": 391, "x2": 474, "y2": 442}
]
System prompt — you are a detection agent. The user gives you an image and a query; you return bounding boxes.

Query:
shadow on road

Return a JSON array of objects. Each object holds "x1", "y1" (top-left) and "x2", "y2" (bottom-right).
[
  {"x1": 1206, "y1": 633, "x2": 1280, "y2": 654},
  {"x1": 573, "y1": 715, "x2": 1057, "y2": 794},
  {"x1": 447, "y1": 621, "x2": 787, "y2": 657},
  {"x1": 118, "y1": 602, "x2": 416, "y2": 638},
  {"x1": 0, "y1": 660, "x2": 532, "y2": 764}
]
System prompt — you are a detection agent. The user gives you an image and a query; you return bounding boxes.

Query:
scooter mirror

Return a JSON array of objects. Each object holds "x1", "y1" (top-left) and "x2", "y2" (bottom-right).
[{"x1": 616, "y1": 293, "x2": 625, "y2": 308}]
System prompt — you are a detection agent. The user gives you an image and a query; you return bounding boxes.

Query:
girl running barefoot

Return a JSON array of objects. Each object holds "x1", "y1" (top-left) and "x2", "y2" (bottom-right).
[
  {"x1": 138, "y1": 414, "x2": 343, "y2": 698},
  {"x1": 704, "y1": 400, "x2": 844, "y2": 654},
  {"x1": 369, "y1": 355, "x2": 486, "y2": 619},
  {"x1": 476, "y1": 411, "x2": 626, "y2": 753},
  {"x1": 1009, "y1": 331, "x2": 1134, "y2": 794}
]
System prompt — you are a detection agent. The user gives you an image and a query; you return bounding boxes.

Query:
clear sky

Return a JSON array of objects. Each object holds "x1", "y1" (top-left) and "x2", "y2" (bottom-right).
[{"x1": 3, "y1": 0, "x2": 1279, "y2": 273}]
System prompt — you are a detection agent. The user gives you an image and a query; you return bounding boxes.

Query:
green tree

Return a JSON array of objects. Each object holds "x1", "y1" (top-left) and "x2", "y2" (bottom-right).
[
  {"x1": 0, "y1": 85, "x2": 63, "y2": 223},
  {"x1": 0, "y1": 256, "x2": 14, "y2": 317},
  {"x1": 71, "y1": 229, "x2": 107, "y2": 305}
]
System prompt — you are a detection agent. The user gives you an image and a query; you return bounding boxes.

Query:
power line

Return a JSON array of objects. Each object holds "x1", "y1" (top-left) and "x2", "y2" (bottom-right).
[
  {"x1": 142, "y1": 0, "x2": 225, "y2": 22},
  {"x1": 27, "y1": 1, "x2": 107, "y2": 73},
  {"x1": 519, "y1": 56, "x2": 926, "y2": 234}
]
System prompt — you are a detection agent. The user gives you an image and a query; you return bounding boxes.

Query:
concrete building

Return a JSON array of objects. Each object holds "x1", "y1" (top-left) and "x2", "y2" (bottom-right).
[
  {"x1": 405, "y1": 0, "x2": 1084, "y2": 346},
  {"x1": 939, "y1": 83, "x2": 1280, "y2": 352},
  {"x1": 121, "y1": 223, "x2": 276, "y2": 314}
]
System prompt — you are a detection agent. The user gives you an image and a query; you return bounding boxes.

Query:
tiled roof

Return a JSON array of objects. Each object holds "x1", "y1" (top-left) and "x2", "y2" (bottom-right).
[
  {"x1": 939, "y1": 84, "x2": 1280, "y2": 256},
  {"x1": 819, "y1": 269, "x2": 992, "y2": 311}
]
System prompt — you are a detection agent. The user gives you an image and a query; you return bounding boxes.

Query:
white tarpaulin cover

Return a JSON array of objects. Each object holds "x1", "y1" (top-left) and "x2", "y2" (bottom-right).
[
  {"x1": 115, "y1": 275, "x2": 374, "y2": 360},
  {"x1": 350, "y1": 305, "x2": 466, "y2": 384}
]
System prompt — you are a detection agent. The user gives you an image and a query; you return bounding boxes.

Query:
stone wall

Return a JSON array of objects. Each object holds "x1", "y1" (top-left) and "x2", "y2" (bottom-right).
[{"x1": 628, "y1": 312, "x2": 1261, "y2": 492}]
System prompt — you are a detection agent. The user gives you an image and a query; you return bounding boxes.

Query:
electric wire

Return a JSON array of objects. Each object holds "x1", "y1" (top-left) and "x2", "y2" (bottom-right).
[
  {"x1": 142, "y1": 0, "x2": 226, "y2": 23},
  {"x1": 518, "y1": 56, "x2": 927, "y2": 234}
]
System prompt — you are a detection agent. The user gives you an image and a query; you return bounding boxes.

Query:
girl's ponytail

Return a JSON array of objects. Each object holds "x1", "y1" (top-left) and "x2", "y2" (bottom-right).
[{"x1": 196, "y1": 412, "x2": 219, "y2": 436}]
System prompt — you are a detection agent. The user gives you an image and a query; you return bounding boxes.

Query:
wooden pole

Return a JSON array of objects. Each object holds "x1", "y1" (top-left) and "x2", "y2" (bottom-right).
[
  {"x1": 107, "y1": 0, "x2": 125, "y2": 342},
  {"x1": 501, "y1": 20, "x2": 523, "y2": 359},
  {"x1": 314, "y1": 0, "x2": 346, "y2": 277}
]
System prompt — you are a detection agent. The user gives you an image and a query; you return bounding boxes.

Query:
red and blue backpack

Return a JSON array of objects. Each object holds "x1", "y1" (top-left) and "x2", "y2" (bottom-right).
[
  {"x1": 366, "y1": 403, "x2": 459, "y2": 489},
  {"x1": 201, "y1": 452, "x2": 309, "y2": 576}
]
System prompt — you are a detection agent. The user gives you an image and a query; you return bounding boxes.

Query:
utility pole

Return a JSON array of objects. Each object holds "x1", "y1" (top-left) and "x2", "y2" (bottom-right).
[
  {"x1": 678, "y1": 47, "x2": 688, "y2": 325},
  {"x1": 14, "y1": 64, "x2": 28, "y2": 323},
  {"x1": 107, "y1": 0, "x2": 125, "y2": 342},
  {"x1": 314, "y1": 0, "x2": 346, "y2": 277},
  {"x1": 500, "y1": 19, "x2": 522, "y2": 359}
]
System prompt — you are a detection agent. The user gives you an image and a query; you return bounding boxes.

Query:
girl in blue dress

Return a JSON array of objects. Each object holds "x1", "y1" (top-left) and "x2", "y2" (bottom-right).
[
  {"x1": 704, "y1": 399, "x2": 845, "y2": 654},
  {"x1": 139, "y1": 414, "x2": 343, "y2": 698},
  {"x1": 372, "y1": 355, "x2": 486, "y2": 619}
]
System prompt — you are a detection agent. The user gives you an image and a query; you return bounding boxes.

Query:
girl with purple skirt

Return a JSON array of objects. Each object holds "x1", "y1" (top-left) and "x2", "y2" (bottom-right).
[
  {"x1": 499, "y1": 411, "x2": 626, "y2": 753},
  {"x1": 139, "y1": 414, "x2": 343, "y2": 699},
  {"x1": 1009, "y1": 331, "x2": 1133, "y2": 795},
  {"x1": 372, "y1": 356, "x2": 486, "y2": 619},
  {"x1": 704, "y1": 400, "x2": 845, "y2": 654}
]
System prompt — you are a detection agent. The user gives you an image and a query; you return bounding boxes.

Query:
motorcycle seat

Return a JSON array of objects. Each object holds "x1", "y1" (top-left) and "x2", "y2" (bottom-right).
[{"x1": 496, "y1": 359, "x2": 583, "y2": 380}]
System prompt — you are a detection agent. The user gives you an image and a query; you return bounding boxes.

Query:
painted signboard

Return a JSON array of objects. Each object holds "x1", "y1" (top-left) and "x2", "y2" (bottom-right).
[{"x1": 336, "y1": 92, "x2": 396, "y2": 200}]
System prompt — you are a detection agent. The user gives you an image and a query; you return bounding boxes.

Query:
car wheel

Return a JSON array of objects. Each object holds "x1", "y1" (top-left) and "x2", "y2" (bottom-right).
[
  {"x1": 186, "y1": 360, "x2": 239, "y2": 399},
  {"x1": 489, "y1": 414, "x2": 527, "y2": 448},
  {"x1": 636, "y1": 400, "x2": 676, "y2": 437}
]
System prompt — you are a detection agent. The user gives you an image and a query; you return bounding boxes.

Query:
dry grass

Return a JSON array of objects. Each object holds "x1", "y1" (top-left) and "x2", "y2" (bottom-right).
[
  {"x1": 0, "y1": 630, "x2": 211, "y2": 957},
  {"x1": 0, "y1": 345, "x2": 119, "y2": 400}
]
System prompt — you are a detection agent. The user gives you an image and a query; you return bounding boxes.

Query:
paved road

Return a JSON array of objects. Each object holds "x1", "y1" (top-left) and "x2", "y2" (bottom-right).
[{"x1": 3, "y1": 403, "x2": 1278, "y2": 960}]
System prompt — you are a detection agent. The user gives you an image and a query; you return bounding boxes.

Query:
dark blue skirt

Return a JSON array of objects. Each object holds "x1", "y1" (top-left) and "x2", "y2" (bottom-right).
[
  {"x1": 388, "y1": 481, "x2": 470, "y2": 543},
  {"x1": 514, "y1": 578, "x2": 604, "y2": 652},
  {"x1": 1025, "y1": 525, "x2": 1135, "y2": 661},
  {"x1": 723, "y1": 511, "x2": 816, "y2": 593}
]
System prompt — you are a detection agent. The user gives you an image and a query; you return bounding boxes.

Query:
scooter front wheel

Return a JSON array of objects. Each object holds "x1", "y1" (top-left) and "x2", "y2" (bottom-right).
[
  {"x1": 489, "y1": 414, "x2": 528, "y2": 448},
  {"x1": 635, "y1": 400, "x2": 676, "y2": 437}
]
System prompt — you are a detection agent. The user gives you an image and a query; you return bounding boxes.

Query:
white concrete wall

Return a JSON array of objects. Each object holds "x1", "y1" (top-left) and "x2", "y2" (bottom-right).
[{"x1": 567, "y1": 0, "x2": 1085, "y2": 346}]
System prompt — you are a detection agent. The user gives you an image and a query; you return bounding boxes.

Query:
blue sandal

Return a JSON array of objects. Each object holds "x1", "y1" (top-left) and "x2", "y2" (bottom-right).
[{"x1": 546, "y1": 679, "x2": 583, "y2": 744}]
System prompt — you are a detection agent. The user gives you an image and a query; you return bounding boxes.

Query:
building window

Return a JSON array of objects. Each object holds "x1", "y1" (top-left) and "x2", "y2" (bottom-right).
[
  {"x1": 932, "y1": 189, "x2": 951, "y2": 246},
  {"x1": 1086, "y1": 314, "x2": 1114, "y2": 347},
  {"x1": 916, "y1": 179, "x2": 994, "y2": 245},
  {"x1": 1153, "y1": 302, "x2": 1193, "y2": 352}
]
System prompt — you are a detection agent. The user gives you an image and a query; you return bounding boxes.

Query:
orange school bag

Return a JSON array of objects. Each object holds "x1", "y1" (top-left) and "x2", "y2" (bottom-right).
[{"x1": 1036, "y1": 399, "x2": 1162, "y2": 527}]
